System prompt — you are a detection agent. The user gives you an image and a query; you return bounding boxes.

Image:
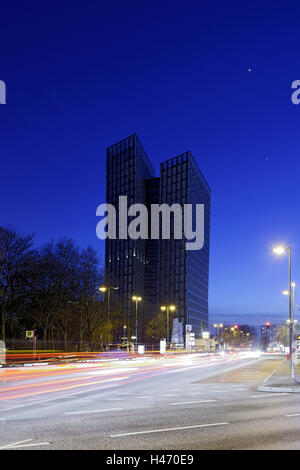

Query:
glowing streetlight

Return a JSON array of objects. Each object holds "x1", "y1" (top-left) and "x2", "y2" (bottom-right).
[
  {"x1": 273, "y1": 246, "x2": 286, "y2": 255},
  {"x1": 160, "y1": 304, "x2": 176, "y2": 348},
  {"x1": 213, "y1": 323, "x2": 224, "y2": 340},
  {"x1": 273, "y1": 244, "x2": 295, "y2": 379},
  {"x1": 99, "y1": 285, "x2": 119, "y2": 350},
  {"x1": 132, "y1": 295, "x2": 142, "y2": 347}
]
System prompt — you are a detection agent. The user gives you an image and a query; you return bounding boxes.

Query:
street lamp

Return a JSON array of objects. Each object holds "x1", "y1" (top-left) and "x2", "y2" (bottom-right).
[
  {"x1": 273, "y1": 245, "x2": 295, "y2": 379},
  {"x1": 161, "y1": 305, "x2": 176, "y2": 349},
  {"x1": 99, "y1": 285, "x2": 119, "y2": 351},
  {"x1": 213, "y1": 323, "x2": 223, "y2": 341},
  {"x1": 132, "y1": 296, "x2": 142, "y2": 348}
]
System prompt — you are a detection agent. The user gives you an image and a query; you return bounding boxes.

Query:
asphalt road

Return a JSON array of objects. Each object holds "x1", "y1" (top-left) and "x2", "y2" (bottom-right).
[{"x1": 1, "y1": 353, "x2": 300, "y2": 450}]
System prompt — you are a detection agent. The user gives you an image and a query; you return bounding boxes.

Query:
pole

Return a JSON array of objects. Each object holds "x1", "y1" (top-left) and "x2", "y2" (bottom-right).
[
  {"x1": 135, "y1": 300, "x2": 138, "y2": 348},
  {"x1": 288, "y1": 247, "x2": 294, "y2": 379},
  {"x1": 107, "y1": 288, "x2": 111, "y2": 351},
  {"x1": 292, "y1": 282, "x2": 296, "y2": 379},
  {"x1": 32, "y1": 330, "x2": 35, "y2": 359},
  {"x1": 167, "y1": 307, "x2": 169, "y2": 350}
]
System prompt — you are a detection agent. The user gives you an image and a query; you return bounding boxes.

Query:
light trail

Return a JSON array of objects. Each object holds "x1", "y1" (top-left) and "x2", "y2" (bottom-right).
[{"x1": 0, "y1": 352, "x2": 243, "y2": 404}]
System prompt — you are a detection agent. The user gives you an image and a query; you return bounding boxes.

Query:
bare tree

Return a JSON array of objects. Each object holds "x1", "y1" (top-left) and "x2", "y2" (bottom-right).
[{"x1": 0, "y1": 226, "x2": 35, "y2": 342}]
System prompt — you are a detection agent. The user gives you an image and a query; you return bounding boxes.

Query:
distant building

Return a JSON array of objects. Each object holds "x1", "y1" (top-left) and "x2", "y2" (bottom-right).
[
  {"x1": 104, "y1": 134, "x2": 211, "y2": 342},
  {"x1": 261, "y1": 324, "x2": 277, "y2": 347}
]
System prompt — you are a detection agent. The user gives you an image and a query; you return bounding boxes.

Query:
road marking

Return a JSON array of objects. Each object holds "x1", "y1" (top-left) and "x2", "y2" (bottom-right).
[
  {"x1": 136, "y1": 396, "x2": 152, "y2": 399},
  {"x1": 107, "y1": 398, "x2": 124, "y2": 401},
  {"x1": 285, "y1": 413, "x2": 300, "y2": 417},
  {"x1": 64, "y1": 408, "x2": 123, "y2": 415},
  {"x1": 169, "y1": 399, "x2": 217, "y2": 406},
  {"x1": 162, "y1": 394, "x2": 178, "y2": 397},
  {"x1": 110, "y1": 422, "x2": 229, "y2": 438},
  {"x1": 0, "y1": 439, "x2": 33, "y2": 450},
  {"x1": 0, "y1": 439, "x2": 50, "y2": 450},
  {"x1": 6, "y1": 442, "x2": 50, "y2": 449},
  {"x1": 250, "y1": 393, "x2": 290, "y2": 398}
]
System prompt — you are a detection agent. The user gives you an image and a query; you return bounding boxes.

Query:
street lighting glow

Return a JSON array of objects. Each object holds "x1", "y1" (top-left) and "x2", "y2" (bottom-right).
[
  {"x1": 282, "y1": 290, "x2": 289, "y2": 296},
  {"x1": 273, "y1": 246, "x2": 286, "y2": 255},
  {"x1": 99, "y1": 286, "x2": 107, "y2": 292},
  {"x1": 169, "y1": 305, "x2": 176, "y2": 312}
]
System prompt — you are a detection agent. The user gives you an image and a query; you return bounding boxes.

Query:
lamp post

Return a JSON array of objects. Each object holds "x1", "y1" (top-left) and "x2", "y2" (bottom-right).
[
  {"x1": 213, "y1": 323, "x2": 223, "y2": 341},
  {"x1": 99, "y1": 286, "x2": 119, "y2": 351},
  {"x1": 132, "y1": 296, "x2": 142, "y2": 348},
  {"x1": 160, "y1": 305, "x2": 176, "y2": 349},
  {"x1": 283, "y1": 281, "x2": 296, "y2": 379},
  {"x1": 273, "y1": 245, "x2": 294, "y2": 378}
]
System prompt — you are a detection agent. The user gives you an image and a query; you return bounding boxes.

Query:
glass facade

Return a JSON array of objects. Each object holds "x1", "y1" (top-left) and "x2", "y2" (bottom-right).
[
  {"x1": 106, "y1": 134, "x2": 155, "y2": 340},
  {"x1": 159, "y1": 152, "x2": 211, "y2": 337},
  {"x1": 105, "y1": 136, "x2": 210, "y2": 342}
]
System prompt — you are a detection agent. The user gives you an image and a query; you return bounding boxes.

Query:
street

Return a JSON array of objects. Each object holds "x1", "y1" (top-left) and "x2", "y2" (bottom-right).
[{"x1": 1, "y1": 353, "x2": 300, "y2": 450}]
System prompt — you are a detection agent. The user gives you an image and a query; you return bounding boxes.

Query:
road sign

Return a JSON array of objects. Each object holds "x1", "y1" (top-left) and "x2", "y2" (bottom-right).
[{"x1": 26, "y1": 330, "x2": 34, "y2": 338}]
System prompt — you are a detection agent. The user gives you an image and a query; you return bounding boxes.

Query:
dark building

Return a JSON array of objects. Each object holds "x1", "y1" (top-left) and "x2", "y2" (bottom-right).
[
  {"x1": 261, "y1": 324, "x2": 278, "y2": 348},
  {"x1": 144, "y1": 177, "x2": 160, "y2": 329},
  {"x1": 105, "y1": 135, "x2": 155, "y2": 341},
  {"x1": 104, "y1": 134, "x2": 211, "y2": 343},
  {"x1": 159, "y1": 153, "x2": 211, "y2": 336}
]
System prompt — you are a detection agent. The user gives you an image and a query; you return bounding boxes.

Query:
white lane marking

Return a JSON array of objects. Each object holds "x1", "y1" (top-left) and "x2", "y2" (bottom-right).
[
  {"x1": 0, "y1": 439, "x2": 33, "y2": 450},
  {"x1": 136, "y1": 396, "x2": 152, "y2": 399},
  {"x1": 64, "y1": 408, "x2": 123, "y2": 415},
  {"x1": 162, "y1": 394, "x2": 178, "y2": 397},
  {"x1": 6, "y1": 442, "x2": 50, "y2": 449},
  {"x1": 250, "y1": 393, "x2": 290, "y2": 398},
  {"x1": 114, "y1": 392, "x2": 132, "y2": 395},
  {"x1": 107, "y1": 398, "x2": 125, "y2": 401},
  {"x1": 169, "y1": 399, "x2": 217, "y2": 406},
  {"x1": 286, "y1": 413, "x2": 300, "y2": 417},
  {"x1": 110, "y1": 422, "x2": 229, "y2": 437}
]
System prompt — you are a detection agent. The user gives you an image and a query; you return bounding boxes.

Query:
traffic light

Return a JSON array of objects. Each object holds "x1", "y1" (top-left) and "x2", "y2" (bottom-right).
[{"x1": 266, "y1": 322, "x2": 270, "y2": 329}]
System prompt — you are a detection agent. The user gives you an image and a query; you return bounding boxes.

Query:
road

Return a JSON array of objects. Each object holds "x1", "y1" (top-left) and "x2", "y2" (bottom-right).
[{"x1": 1, "y1": 352, "x2": 300, "y2": 450}]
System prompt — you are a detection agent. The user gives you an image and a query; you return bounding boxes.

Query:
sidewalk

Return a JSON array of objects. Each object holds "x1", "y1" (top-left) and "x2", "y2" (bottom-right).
[{"x1": 258, "y1": 357, "x2": 300, "y2": 393}]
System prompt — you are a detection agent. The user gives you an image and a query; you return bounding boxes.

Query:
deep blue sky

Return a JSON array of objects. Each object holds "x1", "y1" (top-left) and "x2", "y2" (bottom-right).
[{"x1": 1, "y1": 1, "x2": 300, "y2": 327}]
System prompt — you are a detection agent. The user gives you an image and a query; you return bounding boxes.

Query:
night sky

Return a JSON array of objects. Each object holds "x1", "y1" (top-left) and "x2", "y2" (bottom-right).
[{"x1": 1, "y1": 1, "x2": 300, "y2": 327}]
